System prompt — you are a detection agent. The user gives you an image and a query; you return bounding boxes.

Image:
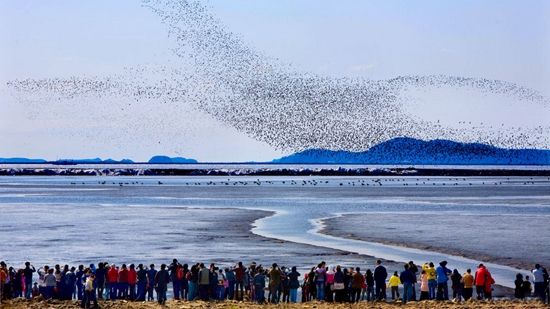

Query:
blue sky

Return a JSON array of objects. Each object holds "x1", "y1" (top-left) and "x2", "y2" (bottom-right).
[{"x1": 1, "y1": 0, "x2": 549, "y2": 161}]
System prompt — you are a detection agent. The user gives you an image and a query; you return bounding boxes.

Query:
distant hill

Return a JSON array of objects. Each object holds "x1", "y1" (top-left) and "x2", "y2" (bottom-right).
[
  {"x1": 148, "y1": 155, "x2": 198, "y2": 164},
  {"x1": 272, "y1": 137, "x2": 550, "y2": 165},
  {"x1": 0, "y1": 157, "x2": 47, "y2": 163},
  {"x1": 52, "y1": 158, "x2": 135, "y2": 164}
]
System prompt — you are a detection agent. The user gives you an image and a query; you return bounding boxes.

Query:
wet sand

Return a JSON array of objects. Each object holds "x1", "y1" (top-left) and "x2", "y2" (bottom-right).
[
  {"x1": 2, "y1": 299, "x2": 547, "y2": 309},
  {"x1": 0, "y1": 204, "x2": 375, "y2": 269},
  {"x1": 318, "y1": 213, "x2": 547, "y2": 271}
]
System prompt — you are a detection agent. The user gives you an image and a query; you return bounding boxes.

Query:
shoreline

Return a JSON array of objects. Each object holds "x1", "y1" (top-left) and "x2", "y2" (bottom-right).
[{"x1": 317, "y1": 213, "x2": 534, "y2": 271}]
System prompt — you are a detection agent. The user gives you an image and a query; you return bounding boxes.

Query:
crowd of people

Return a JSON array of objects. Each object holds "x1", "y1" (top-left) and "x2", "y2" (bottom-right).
[{"x1": 0, "y1": 259, "x2": 548, "y2": 307}]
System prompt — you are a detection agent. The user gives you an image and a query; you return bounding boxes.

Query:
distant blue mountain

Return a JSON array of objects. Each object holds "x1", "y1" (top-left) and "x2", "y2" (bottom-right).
[
  {"x1": 0, "y1": 157, "x2": 47, "y2": 163},
  {"x1": 53, "y1": 158, "x2": 135, "y2": 164},
  {"x1": 148, "y1": 155, "x2": 198, "y2": 164},
  {"x1": 273, "y1": 137, "x2": 550, "y2": 165}
]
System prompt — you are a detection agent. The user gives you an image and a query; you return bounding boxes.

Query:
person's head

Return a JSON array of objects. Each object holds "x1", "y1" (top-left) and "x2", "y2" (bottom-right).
[
  {"x1": 238, "y1": 262, "x2": 243, "y2": 267},
  {"x1": 160, "y1": 264, "x2": 166, "y2": 270},
  {"x1": 33, "y1": 282, "x2": 38, "y2": 287},
  {"x1": 44, "y1": 265, "x2": 50, "y2": 271},
  {"x1": 199, "y1": 263, "x2": 205, "y2": 269},
  {"x1": 48, "y1": 268, "x2": 54, "y2": 274},
  {"x1": 130, "y1": 264, "x2": 135, "y2": 270},
  {"x1": 376, "y1": 260, "x2": 382, "y2": 265},
  {"x1": 25, "y1": 261, "x2": 31, "y2": 267},
  {"x1": 526, "y1": 275, "x2": 530, "y2": 280},
  {"x1": 467, "y1": 268, "x2": 471, "y2": 274},
  {"x1": 453, "y1": 269, "x2": 459, "y2": 275},
  {"x1": 150, "y1": 264, "x2": 155, "y2": 269},
  {"x1": 535, "y1": 264, "x2": 541, "y2": 269},
  {"x1": 292, "y1": 266, "x2": 297, "y2": 272},
  {"x1": 63, "y1": 265, "x2": 69, "y2": 271},
  {"x1": 516, "y1": 273, "x2": 523, "y2": 280},
  {"x1": 70, "y1": 267, "x2": 76, "y2": 272},
  {"x1": 78, "y1": 265, "x2": 84, "y2": 271},
  {"x1": 404, "y1": 264, "x2": 409, "y2": 270},
  {"x1": 173, "y1": 259, "x2": 178, "y2": 264},
  {"x1": 336, "y1": 265, "x2": 341, "y2": 272},
  {"x1": 356, "y1": 267, "x2": 360, "y2": 272},
  {"x1": 429, "y1": 262, "x2": 434, "y2": 268},
  {"x1": 183, "y1": 264, "x2": 188, "y2": 270},
  {"x1": 478, "y1": 263, "x2": 484, "y2": 268},
  {"x1": 366, "y1": 269, "x2": 372, "y2": 276},
  {"x1": 122, "y1": 264, "x2": 127, "y2": 269},
  {"x1": 272, "y1": 263, "x2": 278, "y2": 269},
  {"x1": 393, "y1": 271, "x2": 398, "y2": 276},
  {"x1": 440, "y1": 261, "x2": 447, "y2": 267}
]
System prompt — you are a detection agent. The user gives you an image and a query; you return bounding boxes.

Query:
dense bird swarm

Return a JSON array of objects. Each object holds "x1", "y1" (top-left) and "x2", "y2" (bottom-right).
[{"x1": 6, "y1": 0, "x2": 550, "y2": 152}]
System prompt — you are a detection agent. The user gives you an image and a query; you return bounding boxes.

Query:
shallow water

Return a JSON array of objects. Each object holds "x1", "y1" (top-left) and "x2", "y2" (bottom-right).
[{"x1": 1, "y1": 175, "x2": 549, "y2": 289}]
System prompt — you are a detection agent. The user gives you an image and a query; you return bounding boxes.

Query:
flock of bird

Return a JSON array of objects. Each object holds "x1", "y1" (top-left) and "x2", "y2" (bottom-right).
[{"x1": 6, "y1": 0, "x2": 550, "y2": 154}]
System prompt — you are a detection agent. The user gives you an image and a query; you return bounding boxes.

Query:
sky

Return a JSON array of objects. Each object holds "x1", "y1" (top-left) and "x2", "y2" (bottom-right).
[{"x1": 1, "y1": 0, "x2": 549, "y2": 162}]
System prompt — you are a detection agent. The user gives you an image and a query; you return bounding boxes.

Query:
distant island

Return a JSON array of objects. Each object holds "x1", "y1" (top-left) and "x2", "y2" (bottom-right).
[
  {"x1": 272, "y1": 137, "x2": 550, "y2": 165},
  {"x1": 2, "y1": 137, "x2": 550, "y2": 165},
  {"x1": 147, "y1": 155, "x2": 198, "y2": 164}
]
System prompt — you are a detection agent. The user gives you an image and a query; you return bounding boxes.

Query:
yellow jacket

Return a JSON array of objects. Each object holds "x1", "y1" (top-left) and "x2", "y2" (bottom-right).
[
  {"x1": 424, "y1": 266, "x2": 436, "y2": 280},
  {"x1": 388, "y1": 275, "x2": 401, "y2": 287}
]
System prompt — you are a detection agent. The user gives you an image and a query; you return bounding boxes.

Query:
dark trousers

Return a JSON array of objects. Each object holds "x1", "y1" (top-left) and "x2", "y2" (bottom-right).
[
  {"x1": 173, "y1": 280, "x2": 181, "y2": 299},
  {"x1": 437, "y1": 282, "x2": 449, "y2": 300},
  {"x1": 234, "y1": 280, "x2": 244, "y2": 300},
  {"x1": 351, "y1": 288, "x2": 361, "y2": 302},
  {"x1": 476, "y1": 285, "x2": 485, "y2": 300},
  {"x1": 463, "y1": 287, "x2": 473, "y2": 300},
  {"x1": 391, "y1": 286, "x2": 399, "y2": 299},
  {"x1": 199, "y1": 284, "x2": 209, "y2": 301},
  {"x1": 375, "y1": 280, "x2": 386, "y2": 300},
  {"x1": 534, "y1": 282, "x2": 545, "y2": 301},
  {"x1": 136, "y1": 282, "x2": 146, "y2": 301}
]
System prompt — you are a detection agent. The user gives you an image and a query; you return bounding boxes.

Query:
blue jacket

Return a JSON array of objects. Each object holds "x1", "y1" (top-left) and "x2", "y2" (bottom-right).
[
  {"x1": 436, "y1": 266, "x2": 452, "y2": 284},
  {"x1": 400, "y1": 270, "x2": 415, "y2": 284}
]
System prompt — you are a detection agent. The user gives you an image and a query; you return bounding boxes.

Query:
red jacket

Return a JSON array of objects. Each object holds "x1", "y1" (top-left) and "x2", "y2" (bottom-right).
[
  {"x1": 128, "y1": 269, "x2": 137, "y2": 285},
  {"x1": 474, "y1": 266, "x2": 488, "y2": 286},
  {"x1": 107, "y1": 268, "x2": 118, "y2": 283},
  {"x1": 118, "y1": 268, "x2": 129, "y2": 283}
]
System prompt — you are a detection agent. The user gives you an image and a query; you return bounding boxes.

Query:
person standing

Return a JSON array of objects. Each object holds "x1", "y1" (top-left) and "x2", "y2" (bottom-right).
[
  {"x1": 82, "y1": 273, "x2": 97, "y2": 309},
  {"x1": 118, "y1": 264, "x2": 129, "y2": 299},
  {"x1": 0, "y1": 262, "x2": 7, "y2": 304},
  {"x1": 168, "y1": 259, "x2": 180, "y2": 300},
  {"x1": 514, "y1": 273, "x2": 524, "y2": 299},
  {"x1": 533, "y1": 264, "x2": 546, "y2": 302},
  {"x1": 462, "y1": 269, "x2": 474, "y2": 300},
  {"x1": 436, "y1": 261, "x2": 452, "y2": 300},
  {"x1": 400, "y1": 264, "x2": 415, "y2": 304},
  {"x1": 474, "y1": 264, "x2": 488, "y2": 300},
  {"x1": 23, "y1": 262, "x2": 35, "y2": 299},
  {"x1": 128, "y1": 264, "x2": 137, "y2": 300},
  {"x1": 136, "y1": 264, "x2": 147, "y2": 301},
  {"x1": 107, "y1": 264, "x2": 119, "y2": 300},
  {"x1": 450, "y1": 269, "x2": 463, "y2": 301},
  {"x1": 155, "y1": 264, "x2": 169, "y2": 305},
  {"x1": 147, "y1": 264, "x2": 157, "y2": 301},
  {"x1": 234, "y1": 262, "x2": 245, "y2": 301},
  {"x1": 351, "y1": 267, "x2": 364, "y2": 302},
  {"x1": 314, "y1": 262, "x2": 326, "y2": 301},
  {"x1": 288, "y1": 266, "x2": 301, "y2": 303},
  {"x1": 268, "y1": 263, "x2": 281, "y2": 303},
  {"x1": 388, "y1": 271, "x2": 401, "y2": 300},
  {"x1": 198, "y1": 263, "x2": 210, "y2": 301},
  {"x1": 374, "y1": 260, "x2": 388, "y2": 300},
  {"x1": 419, "y1": 270, "x2": 429, "y2": 300},
  {"x1": 94, "y1": 263, "x2": 106, "y2": 300},
  {"x1": 424, "y1": 262, "x2": 437, "y2": 300}
]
